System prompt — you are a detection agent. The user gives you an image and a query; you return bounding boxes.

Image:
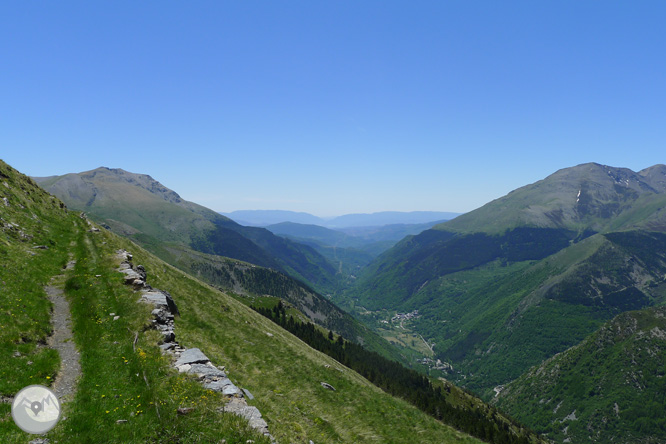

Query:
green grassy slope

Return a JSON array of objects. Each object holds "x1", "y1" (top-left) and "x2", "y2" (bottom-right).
[
  {"x1": 439, "y1": 163, "x2": 666, "y2": 234},
  {"x1": 495, "y1": 306, "x2": 666, "y2": 443},
  {"x1": 339, "y1": 163, "x2": 666, "y2": 396},
  {"x1": 1, "y1": 160, "x2": 489, "y2": 443},
  {"x1": 154, "y1": 244, "x2": 407, "y2": 363},
  {"x1": 1, "y1": 160, "x2": 270, "y2": 443},
  {"x1": 35, "y1": 167, "x2": 339, "y2": 294},
  {"x1": 35, "y1": 168, "x2": 403, "y2": 361}
]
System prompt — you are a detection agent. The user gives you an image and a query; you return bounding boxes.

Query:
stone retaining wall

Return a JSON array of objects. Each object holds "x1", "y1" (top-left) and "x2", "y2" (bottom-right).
[{"x1": 116, "y1": 250, "x2": 273, "y2": 441}]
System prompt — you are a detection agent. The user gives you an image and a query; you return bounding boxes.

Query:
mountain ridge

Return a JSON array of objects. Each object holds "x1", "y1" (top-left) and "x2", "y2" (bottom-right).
[
  {"x1": 437, "y1": 162, "x2": 666, "y2": 234},
  {"x1": 34, "y1": 167, "x2": 340, "y2": 294},
  {"x1": 339, "y1": 162, "x2": 666, "y2": 411},
  {"x1": 223, "y1": 209, "x2": 460, "y2": 228}
]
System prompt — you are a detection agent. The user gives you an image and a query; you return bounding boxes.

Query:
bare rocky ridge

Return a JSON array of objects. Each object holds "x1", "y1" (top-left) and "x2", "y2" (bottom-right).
[{"x1": 115, "y1": 249, "x2": 273, "y2": 440}]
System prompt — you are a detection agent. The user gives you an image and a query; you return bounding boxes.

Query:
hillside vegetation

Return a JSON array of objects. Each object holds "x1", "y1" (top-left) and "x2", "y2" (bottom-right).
[
  {"x1": 340, "y1": 163, "x2": 666, "y2": 399},
  {"x1": 2, "y1": 159, "x2": 497, "y2": 443},
  {"x1": 35, "y1": 168, "x2": 339, "y2": 295},
  {"x1": 35, "y1": 168, "x2": 406, "y2": 361},
  {"x1": 495, "y1": 306, "x2": 666, "y2": 443}
]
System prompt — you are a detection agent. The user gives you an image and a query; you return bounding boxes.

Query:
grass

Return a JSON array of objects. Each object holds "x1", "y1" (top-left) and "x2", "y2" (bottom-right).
[
  {"x1": 2, "y1": 159, "x2": 481, "y2": 443},
  {"x1": 120, "y1": 236, "x2": 483, "y2": 443},
  {"x1": 0, "y1": 161, "x2": 270, "y2": 443},
  {"x1": 48, "y1": 229, "x2": 269, "y2": 444}
]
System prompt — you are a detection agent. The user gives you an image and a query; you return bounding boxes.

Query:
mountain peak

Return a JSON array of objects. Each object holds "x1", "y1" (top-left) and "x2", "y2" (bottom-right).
[
  {"x1": 638, "y1": 164, "x2": 666, "y2": 193},
  {"x1": 440, "y1": 163, "x2": 666, "y2": 234}
]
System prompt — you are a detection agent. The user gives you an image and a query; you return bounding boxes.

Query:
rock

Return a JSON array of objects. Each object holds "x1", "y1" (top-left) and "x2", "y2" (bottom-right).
[
  {"x1": 159, "y1": 343, "x2": 176, "y2": 351},
  {"x1": 177, "y1": 407, "x2": 195, "y2": 415},
  {"x1": 132, "y1": 279, "x2": 146, "y2": 287},
  {"x1": 187, "y1": 363, "x2": 226, "y2": 379},
  {"x1": 265, "y1": 332, "x2": 273, "y2": 337},
  {"x1": 174, "y1": 348, "x2": 210, "y2": 366},
  {"x1": 140, "y1": 290, "x2": 170, "y2": 308},
  {"x1": 162, "y1": 289, "x2": 180, "y2": 316},
  {"x1": 113, "y1": 316, "x2": 120, "y2": 321},
  {"x1": 2, "y1": 197, "x2": 8, "y2": 206},
  {"x1": 242, "y1": 388, "x2": 255, "y2": 400},
  {"x1": 203, "y1": 378, "x2": 234, "y2": 392},
  {"x1": 122, "y1": 268, "x2": 143, "y2": 283},
  {"x1": 162, "y1": 330, "x2": 176, "y2": 342},
  {"x1": 223, "y1": 384, "x2": 242, "y2": 397},
  {"x1": 33, "y1": 245, "x2": 49, "y2": 249},
  {"x1": 28, "y1": 439, "x2": 49, "y2": 444},
  {"x1": 320, "y1": 382, "x2": 336, "y2": 391},
  {"x1": 116, "y1": 419, "x2": 128, "y2": 424},
  {"x1": 135, "y1": 265, "x2": 147, "y2": 280},
  {"x1": 224, "y1": 398, "x2": 270, "y2": 436},
  {"x1": 177, "y1": 364, "x2": 192, "y2": 373},
  {"x1": 152, "y1": 308, "x2": 173, "y2": 324}
]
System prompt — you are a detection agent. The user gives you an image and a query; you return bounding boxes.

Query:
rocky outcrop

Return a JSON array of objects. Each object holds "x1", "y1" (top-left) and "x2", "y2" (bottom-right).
[{"x1": 115, "y1": 250, "x2": 273, "y2": 440}]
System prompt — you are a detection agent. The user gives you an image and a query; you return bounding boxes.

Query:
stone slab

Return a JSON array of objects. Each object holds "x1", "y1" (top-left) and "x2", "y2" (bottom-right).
[{"x1": 174, "y1": 348, "x2": 209, "y2": 366}]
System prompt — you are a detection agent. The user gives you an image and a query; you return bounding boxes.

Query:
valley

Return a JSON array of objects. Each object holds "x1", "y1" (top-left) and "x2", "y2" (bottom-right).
[
  {"x1": 3, "y1": 160, "x2": 526, "y2": 443},
  {"x1": 5, "y1": 3, "x2": 664, "y2": 443},
  {"x1": 4, "y1": 159, "x2": 666, "y2": 443}
]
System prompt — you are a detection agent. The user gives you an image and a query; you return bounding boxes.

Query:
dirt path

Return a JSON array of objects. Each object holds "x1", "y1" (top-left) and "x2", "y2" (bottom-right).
[{"x1": 46, "y1": 260, "x2": 81, "y2": 402}]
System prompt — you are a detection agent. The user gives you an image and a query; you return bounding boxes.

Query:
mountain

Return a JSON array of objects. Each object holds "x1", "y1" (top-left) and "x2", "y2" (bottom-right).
[
  {"x1": 222, "y1": 209, "x2": 324, "y2": 226},
  {"x1": 223, "y1": 209, "x2": 459, "y2": 228},
  {"x1": 494, "y1": 305, "x2": 666, "y2": 443},
  {"x1": 341, "y1": 163, "x2": 666, "y2": 397},
  {"x1": 326, "y1": 211, "x2": 460, "y2": 228},
  {"x1": 266, "y1": 222, "x2": 362, "y2": 248},
  {"x1": 35, "y1": 167, "x2": 339, "y2": 294},
  {"x1": 265, "y1": 220, "x2": 449, "y2": 277},
  {"x1": 155, "y1": 243, "x2": 402, "y2": 362},
  {"x1": 1, "y1": 158, "x2": 542, "y2": 443},
  {"x1": 34, "y1": 167, "x2": 412, "y2": 361},
  {"x1": 442, "y1": 162, "x2": 666, "y2": 234}
]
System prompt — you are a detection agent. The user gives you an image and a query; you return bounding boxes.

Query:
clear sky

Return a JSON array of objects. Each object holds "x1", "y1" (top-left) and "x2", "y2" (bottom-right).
[{"x1": 2, "y1": 1, "x2": 665, "y2": 217}]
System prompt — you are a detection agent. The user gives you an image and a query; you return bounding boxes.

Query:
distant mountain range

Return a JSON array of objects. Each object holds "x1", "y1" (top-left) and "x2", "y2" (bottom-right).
[
  {"x1": 221, "y1": 209, "x2": 460, "y2": 228},
  {"x1": 264, "y1": 220, "x2": 448, "y2": 276}
]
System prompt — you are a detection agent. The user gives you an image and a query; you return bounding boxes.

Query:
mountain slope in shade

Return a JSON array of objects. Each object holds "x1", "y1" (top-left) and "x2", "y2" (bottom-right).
[
  {"x1": 341, "y1": 163, "x2": 666, "y2": 398},
  {"x1": 34, "y1": 167, "x2": 339, "y2": 294},
  {"x1": 494, "y1": 306, "x2": 666, "y2": 444}
]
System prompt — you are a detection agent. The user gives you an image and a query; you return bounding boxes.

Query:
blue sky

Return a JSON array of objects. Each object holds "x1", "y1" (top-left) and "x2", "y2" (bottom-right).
[{"x1": 2, "y1": 1, "x2": 665, "y2": 216}]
